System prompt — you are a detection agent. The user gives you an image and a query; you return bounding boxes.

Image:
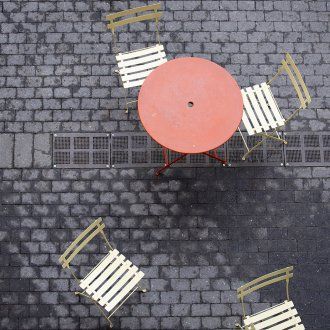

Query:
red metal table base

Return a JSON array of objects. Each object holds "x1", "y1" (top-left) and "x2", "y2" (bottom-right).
[{"x1": 155, "y1": 147, "x2": 227, "y2": 176}]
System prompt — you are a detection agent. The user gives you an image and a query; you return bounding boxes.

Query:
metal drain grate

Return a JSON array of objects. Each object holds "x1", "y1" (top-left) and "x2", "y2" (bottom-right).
[
  {"x1": 111, "y1": 133, "x2": 227, "y2": 168},
  {"x1": 111, "y1": 133, "x2": 163, "y2": 167},
  {"x1": 53, "y1": 134, "x2": 110, "y2": 168},
  {"x1": 111, "y1": 131, "x2": 330, "y2": 168},
  {"x1": 284, "y1": 132, "x2": 330, "y2": 166},
  {"x1": 226, "y1": 132, "x2": 284, "y2": 167},
  {"x1": 52, "y1": 132, "x2": 330, "y2": 168}
]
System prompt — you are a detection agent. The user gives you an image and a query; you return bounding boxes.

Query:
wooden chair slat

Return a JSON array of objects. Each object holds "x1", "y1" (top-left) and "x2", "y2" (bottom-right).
[
  {"x1": 116, "y1": 44, "x2": 167, "y2": 89},
  {"x1": 253, "y1": 84, "x2": 277, "y2": 129},
  {"x1": 245, "y1": 301, "x2": 295, "y2": 325},
  {"x1": 123, "y1": 78, "x2": 147, "y2": 89},
  {"x1": 86, "y1": 254, "x2": 126, "y2": 295},
  {"x1": 241, "y1": 111, "x2": 254, "y2": 136},
  {"x1": 116, "y1": 44, "x2": 164, "y2": 61},
  {"x1": 104, "y1": 271, "x2": 144, "y2": 312},
  {"x1": 92, "y1": 260, "x2": 133, "y2": 301},
  {"x1": 99, "y1": 265, "x2": 140, "y2": 307},
  {"x1": 119, "y1": 58, "x2": 167, "y2": 75},
  {"x1": 121, "y1": 65, "x2": 160, "y2": 82},
  {"x1": 266, "y1": 316, "x2": 302, "y2": 330},
  {"x1": 260, "y1": 82, "x2": 285, "y2": 126},
  {"x1": 258, "y1": 309, "x2": 298, "y2": 329},
  {"x1": 80, "y1": 250, "x2": 119, "y2": 289},
  {"x1": 246, "y1": 85, "x2": 270, "y2": 131},
  {"x1": 241, "y1": 90, "x2": 263, "y2": 134},
  {"x1": 118, "y1": 51, "x2": 166, "y2": 71}
]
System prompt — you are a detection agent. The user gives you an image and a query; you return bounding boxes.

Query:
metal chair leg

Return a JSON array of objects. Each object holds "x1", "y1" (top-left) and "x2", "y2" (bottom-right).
[
  {"x1": 241, "y1": 138, "x2": 265, "y2": 160},
  {"x1": 259, "y1": 133, "x2": 287, "y2": 144},
  {"x1": 284, "y1": 107, "x2": 302, "y2": 124},
  {"x1": 156, "y1": 153, "x2": 188, "y2": 176},
  {"x1": 123, "y1": 88, "x2": 129, "y2": 113},
  {"x1": 137, "y1": 284, "x2": 147, "y2": 293},
  {"x1": 75, "y1": 291, "x2": 112, "y2": 327},
  {"x1": 203, "y1": 152, "x2": 227, "y2": 165},
  {"x1": 107, "y1": 317, "x2": 113, "y2": 328}
]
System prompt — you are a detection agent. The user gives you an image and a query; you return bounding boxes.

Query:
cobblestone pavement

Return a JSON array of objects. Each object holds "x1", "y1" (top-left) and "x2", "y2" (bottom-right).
[{"x1": 0, "y1": 1, "x2": 329, "y2": 329}]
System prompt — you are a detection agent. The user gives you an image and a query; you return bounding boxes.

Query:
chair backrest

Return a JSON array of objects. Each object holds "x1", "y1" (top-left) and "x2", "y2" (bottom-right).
[
  {"x1": 280, "y1": 53, "x2": 311, "y2": 109},
  {"x1": 106, "y1": 3, "x2": 162, "y2": 35},
  {"x1": 115, "y1": 44, "x2": 167, "y2": 89},
  {"x1": 243, "y1": 300, "x2": 304, "y2": 330},
  {"x1": 59, "y1": 218, "x2": 111, "y2": 270},
  {"x1": 237, "y1": 266, "x2": 293, "y2": 319},
  {"x1": 237, "y1": 266, "x2": 293, "y2": 302}
]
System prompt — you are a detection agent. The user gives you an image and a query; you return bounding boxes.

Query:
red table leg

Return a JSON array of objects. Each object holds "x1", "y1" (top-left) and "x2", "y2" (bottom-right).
[
  {"x1": 156, "y1": 148, "x2": 227, "y2": 176},
  {"x1": 203, "y1": 150, "x2": 227, "y2": 165},
  {"x1": 156, "y1": 147, "x2": 188, "y2": 176}
]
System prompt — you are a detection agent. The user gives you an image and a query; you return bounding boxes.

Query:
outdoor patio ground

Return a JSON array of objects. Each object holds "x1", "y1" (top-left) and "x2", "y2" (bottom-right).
[{"x1": 0, "y1": 1, "x2": 329, "y2": 329}]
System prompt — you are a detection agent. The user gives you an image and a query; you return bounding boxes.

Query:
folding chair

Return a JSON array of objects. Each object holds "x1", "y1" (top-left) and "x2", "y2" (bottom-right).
[
  {"x1": 106, "y1": 3, "x2": 167, "y2": 112},
  {"x1": 235, "y1": 266, "x2": 305, "y2": 330},
  {"x1": 239, "y1": 53, "x2": 312, "y2": 160},
  {"x1": 59, "y1": 218, "x2": 146, "y2": 328}
]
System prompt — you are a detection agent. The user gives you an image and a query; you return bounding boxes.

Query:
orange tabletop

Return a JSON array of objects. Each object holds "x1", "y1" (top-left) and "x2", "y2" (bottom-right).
[{"x1": 138, "y1": 57, "x2": 243, "y2": 154}]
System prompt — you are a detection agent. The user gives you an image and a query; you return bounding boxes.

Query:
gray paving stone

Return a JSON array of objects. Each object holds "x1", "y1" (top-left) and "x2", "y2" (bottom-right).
[
  {"x1": 182, "y1": 317, "x2": 201, "y2": 329},
  {"x1": 161, "y1": 317, "x2": 180, "y2": 329},
  {"x1": 34, "y1": 134, "x2": 52, "y2": 168},
  {"x1": 0, "y1": 134, "x2": 14, "y2": 168},
  {"x1": 14, "y1": 133, "x2": 33, "y2": 168}
]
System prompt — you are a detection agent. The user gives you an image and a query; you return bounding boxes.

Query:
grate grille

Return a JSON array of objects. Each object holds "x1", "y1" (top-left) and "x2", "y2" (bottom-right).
[
  {"x1": 284, "y1": 132, "x2": 330, "y2": 166},
  {"x1": 53, "y1": 134, "x2": 110, "y2": 168},
  {"x1": 93, "y1": 136, "x2": 109, "y2": 149},
  {"x1": 74, "y1": 137, "x2": 89, "y2": 149},
  {"x1": 111, "y1": 133, "x2": 228, "y2": 168},
  {"x1": 111, "y1": 133, "x2": 154, "y2": 167},
  {"x1": 54, "y1": 137, "x2": 70, "y2": 149},
  {"x1": 53, "y1": 132, "x2": 330, "y2": 168},
  {"x1": 226, "y1": 132, "x2": 284, "y2": 166}
]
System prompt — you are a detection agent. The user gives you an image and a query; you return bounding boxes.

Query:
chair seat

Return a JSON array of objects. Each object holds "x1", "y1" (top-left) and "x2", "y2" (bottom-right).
[
  {"x1": 116, "y1": 44, "x2": 167, "y2": 88},
  {"x1": 241, "y1": 82, "x2": 285, "y2": 136},
  {"x1": 243, "y1": 300, "x2": 305, "y2": 330},
  {"x1": 80, "y1": 249, "x2": 144, "y2": 313}
]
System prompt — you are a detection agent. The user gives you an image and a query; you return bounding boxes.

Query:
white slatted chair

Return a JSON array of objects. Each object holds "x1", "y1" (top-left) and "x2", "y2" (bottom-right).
[
  {"x1": 235, "y1": 266, "x2": 305, "y2": 330},
  {"x1": 59, "y1": 218, "x2": 146, "y2": 328},
  {"x1": 115, "y1": 44, "x2": 167, "y2": 89},
  {"x1": 239, "y1": 53, "x2": 312, "y2": 160},
  {"x1": 106, "y1": 3, "x2": 168, "y2": 112}
]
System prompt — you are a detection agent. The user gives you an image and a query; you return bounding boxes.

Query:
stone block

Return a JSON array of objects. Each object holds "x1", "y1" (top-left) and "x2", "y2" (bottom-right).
[
  {"x1": 14, "y1": 133, "x2": 33, "y2": 168},
  {"x1": 0, "y1": 134, "x2": 14, "y2": 168}
]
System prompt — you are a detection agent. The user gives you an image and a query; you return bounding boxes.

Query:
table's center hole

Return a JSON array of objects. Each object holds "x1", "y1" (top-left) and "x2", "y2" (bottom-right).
[{"x1": 187, "y1": 101, "x2": 194, "y2": 108}]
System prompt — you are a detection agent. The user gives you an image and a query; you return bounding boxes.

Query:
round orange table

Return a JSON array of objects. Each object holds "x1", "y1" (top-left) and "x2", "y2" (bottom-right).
[{"x1": 138, "y1": 57, "x2": 243, "y2": 174}]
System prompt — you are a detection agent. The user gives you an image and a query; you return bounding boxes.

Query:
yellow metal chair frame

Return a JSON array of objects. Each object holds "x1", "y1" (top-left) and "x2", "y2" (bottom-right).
[
  {"x1": 239, "y1": 53, "x2": 312, "y2": 160},
  {"x1": 106, "y1": 3, "x2": 164, "y2": 112},
  {"x1": 107, "y1": 3, "x2": 162, "y2": 53},
  {"x1": 59, "y1": 218, "x2": 146, "y2": 328},
  {"x1": 235, "y1": 266, "x2": 304, "y2": 330}
]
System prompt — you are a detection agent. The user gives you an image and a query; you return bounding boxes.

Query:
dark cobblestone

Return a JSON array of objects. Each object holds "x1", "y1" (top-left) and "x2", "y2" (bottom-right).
[{"x1": 0, "y1": 0, "x2": 329, "y2": 329}]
